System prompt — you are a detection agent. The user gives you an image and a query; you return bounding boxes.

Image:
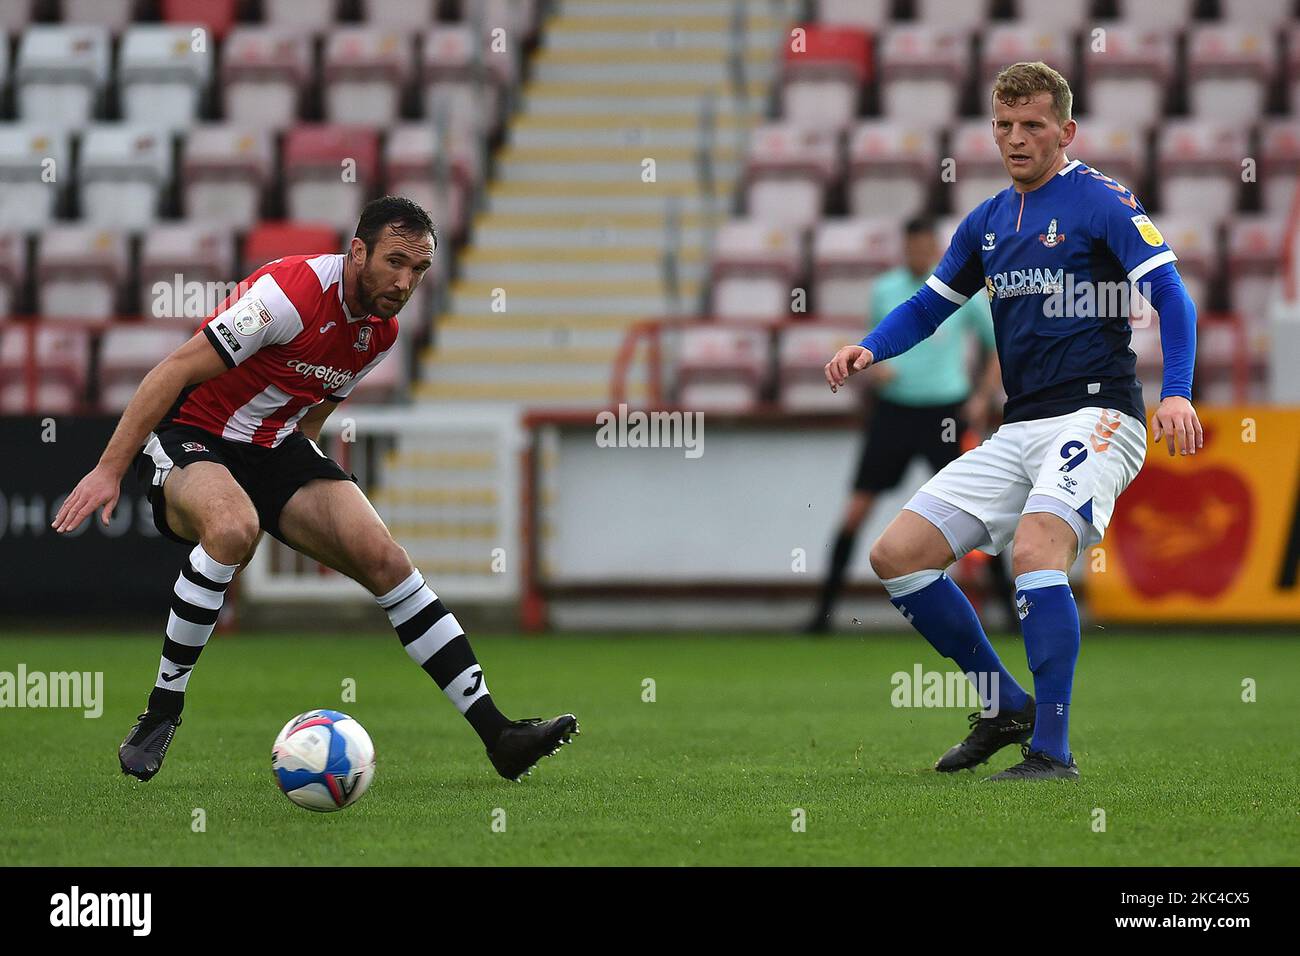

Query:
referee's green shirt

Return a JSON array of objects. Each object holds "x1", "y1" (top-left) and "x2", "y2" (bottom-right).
[{"x1": 867, "y1": 266, "x2": 995, "y2": 407}]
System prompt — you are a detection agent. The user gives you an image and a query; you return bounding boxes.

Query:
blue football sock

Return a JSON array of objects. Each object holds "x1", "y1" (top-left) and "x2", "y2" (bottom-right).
[
  {"x1": 1015, "y1": 569, "x2": 1080, "y2": 764},
  {"x1": 886, "y1": 570, "x2": 1030, "y2": 715}
]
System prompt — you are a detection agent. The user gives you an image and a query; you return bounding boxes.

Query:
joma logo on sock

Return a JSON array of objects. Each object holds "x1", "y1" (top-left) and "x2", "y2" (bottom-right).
[
  {"x1": 0, "y1": 665, "x2": 103, "y2": 718},
  {"x1": 890, "y1": 664, "x2": 1001, "y2": 717},
  {"x1": 49, "y1": 886, "x2": 151, "y2": 936}
]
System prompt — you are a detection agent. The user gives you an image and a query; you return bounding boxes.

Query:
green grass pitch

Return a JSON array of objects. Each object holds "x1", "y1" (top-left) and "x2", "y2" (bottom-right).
[{"x1": 1, "y1": 631, "x2": 1297, "y2": 866}]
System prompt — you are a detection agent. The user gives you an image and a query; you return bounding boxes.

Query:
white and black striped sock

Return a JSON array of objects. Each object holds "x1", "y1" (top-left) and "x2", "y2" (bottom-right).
[
  {"x1": 147, "y1": 544, "x2": 238, "y2": 717},
  {"x1": 377, "y1": 570, "x2": 511, "y2": 747}
]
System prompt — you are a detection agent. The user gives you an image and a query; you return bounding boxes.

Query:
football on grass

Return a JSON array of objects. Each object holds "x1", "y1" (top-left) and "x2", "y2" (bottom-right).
[{"x1": 272, "y1": 709, "x2": 375, "y2": 812}]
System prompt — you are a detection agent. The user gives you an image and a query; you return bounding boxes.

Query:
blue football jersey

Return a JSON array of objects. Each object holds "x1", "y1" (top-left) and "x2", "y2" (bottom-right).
[{"x1": 926, "y1": 159, "x2": 1177, "y2": 423}]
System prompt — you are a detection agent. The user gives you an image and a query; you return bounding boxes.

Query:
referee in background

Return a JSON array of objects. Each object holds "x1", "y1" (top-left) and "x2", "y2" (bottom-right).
[{"x1": 807, "y1": 216, "x2": 1006, "y2": 633}]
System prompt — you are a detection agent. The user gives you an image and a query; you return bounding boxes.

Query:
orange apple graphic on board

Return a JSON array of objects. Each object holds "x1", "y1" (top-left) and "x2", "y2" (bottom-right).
[{"x1": 1110, "y1": 465, "x2": 1252, "y2": 599}]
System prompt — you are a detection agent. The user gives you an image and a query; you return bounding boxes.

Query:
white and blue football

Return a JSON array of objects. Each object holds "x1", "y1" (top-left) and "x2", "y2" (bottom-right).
[{"x1": 272, "y1": 709, "x2": 375, "y2": 812}]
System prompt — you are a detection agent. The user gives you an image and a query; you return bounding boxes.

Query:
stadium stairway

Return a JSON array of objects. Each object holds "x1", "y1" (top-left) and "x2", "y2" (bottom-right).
[{"x1": 417, "y1": 0, "x2": 791, "y2": 407}]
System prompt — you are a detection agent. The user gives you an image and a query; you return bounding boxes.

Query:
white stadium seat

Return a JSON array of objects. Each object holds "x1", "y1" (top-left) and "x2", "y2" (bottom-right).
[
  {"x1": 815, "y1": 0, "x2": 888, "y2": 29},
  {"x1": 118, "y1": 24, "x2": 214, "y2": 129},
  {"x1": 878, "y1": 26, "x2": 970, "y2": 131},
  {"x1": 913, "y1": 0, "x2": 993, "y2": 30},
  {"x1": 1187, "y1": 26, "x2": 1275, "y2": 125},
  {"x1": 979, "y1": 25, "x2": 1073, "y2": 87},
  {"x1": 847, "y1": 122, "x2": 937, "y2": 221},
  {"x1": 221, "y1": 28, "x2": 312, "y2": 129},
  {"x1": 0, "y1": 125, "x2": 69, "y2": 230},
  {"x1": 1156, "y1": 121, "x2": 1249, "y2": 222},
  {"x1": 1221, "y1": 0, "x2": 1293, "y2": 24},
  {"x1": 676, "y1": 326, "x2": 769, "y2": 412},
  {"x1": 1111, "y1": 0, "x2": 1194, "y2": 27},
  {"x1": 422, "y1": 25, "x2": 503, "y2": 136},
  {"x1": 77, "y1": 125, "x2": 173, "y2": 229},
  {"x1": 950, "y1": 120, "x2": 1009, "y2": 212},
  {"x1": 16, "y1": 25, "x2": 111, "y2": 128},
  {"x1": 1067, "y1": 123, "x2": 1145, "y2": 193},
  {"x1": 779, "y1": 323, "x2": 871, "y2": 412},
  {"x1": 1083, "y1": 26, "x2": 1175, "y2": 128},
  {"x1": 323, "y1": 27, "x2": 415, "y2": 127},
  {"x1": 385, "y1": 124, "x2": 481, "y2": 242},
  {"x1": 1149, "y1": 217, "x2": 1219, "y2": 313},
  {"x1": 812, "y1": 219, "x2": 903, "y2": 320},
  {"x1": 263, "y1": 0, "x2": 337, "y2": 30},
  {"x1": 1227, "y1": 217, "x2": 1286, "y2": 330},
  {"x1": 744, "y1": 124, "x2": 841, "y2": 228},
  {"x1": 36, "y1": 226, "x2": 128, "y2": 320},
  {"x1": 1014, "y1": 0, "x2": 1090, "y2": 32},
  {"x1": 1261, "y1": 121, "x2": 1300, "y2": 221},
  {"x1": 99, "y1": 326, "x2": 196, "y2": 412},
  {"x1": 360, "y1": 0, "x2": 438, "y2": 28},
  {"x1": 62, "y1": 0, "x2": 135, "y2": 33},
  {"x1": 138, "y1": 223, "x2": 237, "y2": 321},
  {"x1": 181, "y1": 125, "x2": 274, "y2": 229},
  {"x1": 710, "y1": 220, "x2": 804, "y2": 322}
]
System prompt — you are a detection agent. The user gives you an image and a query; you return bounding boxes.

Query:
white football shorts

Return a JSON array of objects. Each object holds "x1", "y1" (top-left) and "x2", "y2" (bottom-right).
[{"x1": 903, "y1": 406, "x2": 1147, "y2": 559}]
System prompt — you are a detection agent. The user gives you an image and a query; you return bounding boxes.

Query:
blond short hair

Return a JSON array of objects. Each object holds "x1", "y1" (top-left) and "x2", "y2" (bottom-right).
[{"x1": 992, "y1": 61, "x2": 1073, "y2": 125}]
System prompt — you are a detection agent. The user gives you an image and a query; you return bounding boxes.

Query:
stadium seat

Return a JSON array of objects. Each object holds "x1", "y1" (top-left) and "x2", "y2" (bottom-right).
[
  {"x1": 264, "y1": 0, "x2": 338, "y2": 31},
  {"x1": 913, "y1": 0, "x2": 993, "y2": 30},
  {"x1": 709, "y1": 220, "x2": 804, "y2": 323},
  {"x1": 950, "y1": 120, "x2": 1009, "y2": 213},
  {"x1": 780, "y1": 25, "x2": 871, "y2": 131},
  {"x1": 1156, "y1": 122, "x2": 1249, "y2": 222},
  {"x1": 181, "y1": 125, "x2": 274, "y2": 229},
  {"x1": 161, "y1": 0, "x2": 238, "y2": 40},
  {"x1": 16, "y1": 25, "x2": 111, "y2": 127},
  {"x1": 323, "y1": 27, "x2": 416, "y2": 127},
  {"x1": 36, "y1": 226, "x2": 128, "y2": 320},
  {"x1": 0, "y1": 324, "x2": 90, "y2": 414},
  {"x1": 1110, "y1": 0, "x2": 1194, "y2": 27},
  {"x1": 1083, "y1": 26, "x2": 1175, "y2": 128},
  {"x1": 385, "y1": 124, "x2": 480, "y2": 242},
  {"x1": 811, "y1": 218, "x2": 902, "y2": 319},
  {"x1": 744, "y1": 124, "x2": 840, "y2": 228},
  {"x1": 778, "y1": 323, "x2": 870, "y2": 412},
  {"x1": 78, "y1": 125, "x2": 173, "y2": 229},
  {"x1": 979, "y1": 25, "x2": 1074, "y2": 87},
  {"x1": 283, "y1": 125, "x2": 381, "y2": 232},
  {"x1": 1013, "y1": 0, "x2": 1090, "y2": 31},
  {"x1": 815, "y1": 0, "x2": 888, "y2": 29},
  {"x1": 0, "y1": 0, "x2": 32, "y2": 31},
  {"x1": 1261, "y1": 121, "x2": 1300, "y2": 222},
  {"x1": 421, "y1": 25, "x2": 504, "y2": 136},
  {"x1": 139, "y1": 223, "x2": 237, "y2": 321},
  {"x1": 1068, "y1": 123, "x2": 1145, "y2": 193},
  {"x1": 62, "y1": 0, "x2": 134, "y2": 33},
  {"x1": 1149, "y1": 217, "x2": 1218, "y2": 312},
  {"x1": 360, "y1": 0, "x2": 438, "y2": 28},
  {"x1": 846, "y1": 122, "x2": 936, "y2": 221},
  {"x1": 242, "y1": 223, "x2": 340, "y2": 275},
  {"x1": 221, "y1": 28, "x2": 313, "y2": 130},
  {"x1": 0, "y1": 125, "x2": 69, "y2": 230},
  {"x1": 1227, "y1": 217, "x2": 1286, "y2": 332},
  {"x1": 1221, "y1": 0, "x2": 1293, "y2": 23},
  {"x1": 676, "y1": 326, "x2": 769, "y2": 412},
  {"x1": 118, "y1": 25, "x2": 214, "y2": 129},
  {"x1": 99, "y1": 325, "x2": 196, "y2": 412},
  {"x1": 877, "y1": 26, "x2": 970, "y2": 130},
  {"x1": 1186, "y1": 26, "x2": 1275, "y2": 124},
  {"x1": 0, "y1": 233, "x2": 25, "y2": 318}
]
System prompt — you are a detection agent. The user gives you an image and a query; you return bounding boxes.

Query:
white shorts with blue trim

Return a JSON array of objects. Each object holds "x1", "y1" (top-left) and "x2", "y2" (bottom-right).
[{"x1": 903, "y1": 406, "x2": 1147, "y2": 559}]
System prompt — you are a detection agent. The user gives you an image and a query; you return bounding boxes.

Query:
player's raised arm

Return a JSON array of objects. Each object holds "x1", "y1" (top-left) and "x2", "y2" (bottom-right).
[{"x1": 50, "y1": 333, "x2": 227, "y2": 533}]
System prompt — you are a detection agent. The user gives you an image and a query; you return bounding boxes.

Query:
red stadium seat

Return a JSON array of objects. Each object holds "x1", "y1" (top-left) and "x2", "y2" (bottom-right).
[
  {"x1": 99, "y1": 325, "x2": 195, "y2": 412},
  {"x1": 846, "y1": 121, "x2": 936, "y2": 221},
  {"x1": 1083, "y1": 26, "x2": 1175, "y2": 127},
  {"x1": 779, "y1": 322, "x2": 871, "y2": 412},
  {"x1": 323, "y1": 27, "x2": 416, "y2": 126},
  {"x1": 781, "y1": 25, "x2": 871, "y2": 130},
  {"x1": 161, "y1": 0, "x2": 237, "y2": 40},
  {"x1": 1261, "y1": 121, "x2": 1300, "y2": 224},
  {"x1": 118, "y1": 24, "x2": 214, "y2": 128},
  {"x1": 1187, "y1": 26, "x2": 1276, "y2": 124},
  {"x1": 815, "y1": 0, "x2": 888, "y2": 29},
  {"x1": 0, "y1": 232, "x2": 25, "y2": 318},
  {"x1": 181, "y1": 125, "x2": 274, "y2": 228},
  {"x1": 242, "y1": 223, "x2": 341, "y2": 275},
  {"x1": 220, "y1": 27, "x2": 313, "y2": 129},
  {"x1": 139, "y1": 223, "x2": 237, "y2": 321},
  {"x1": 283, "y1": 125, "x2": 381, "y2": 231},
  {"x1": 744, "y1": 124, "x2": 840, "y2": 229},
  {"x1": 1156, "y1": 121, "x2": 1249, "y2": 221},
  {"x1": 812, "y1": 218, "x2": 902, "y2": 320},
  {"x1": 709, "y1": 220, "x2": 804, "y2": 323},
  {"x1": 36, "y1": 226, "x2": 128, "y2": 320},
  {"x1": 979, "y1": 25, "x2": 1074, "y2": 87},
  {"x1": 0, "y1": 126, "x2": 70, "y2": 230},
  {"x1": 676, "y1": 326, "x2": 769, "y2": 412},
  {"x1": 15, "y1": 25, "x2": 111, "y2": 127},
  {"x1": 0, "y1": 324, "x2": 91, "y2": 414},
  {"x1": 78, "y1": 125, "x2": 173, "y2": 229},
  {"x1": 877, "y1": 26, "x2": 970, "y2": 130}
]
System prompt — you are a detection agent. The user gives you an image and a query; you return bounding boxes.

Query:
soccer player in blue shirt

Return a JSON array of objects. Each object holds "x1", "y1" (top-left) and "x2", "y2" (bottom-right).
[{"x1": 824, "y1": 61, "x2": 1203, "y2": 781}]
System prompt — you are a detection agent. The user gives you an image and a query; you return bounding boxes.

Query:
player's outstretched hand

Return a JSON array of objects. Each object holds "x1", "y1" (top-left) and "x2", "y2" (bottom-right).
[
  {"x1": 824, "y1": 345, "x2": 874, "y2": 393},
  {"x1": 51, "y1": 463, "x2": 122, "y2": 533},
  {"x1": 1150, "y1": 396, "x2": 1204, "y2": 457}
]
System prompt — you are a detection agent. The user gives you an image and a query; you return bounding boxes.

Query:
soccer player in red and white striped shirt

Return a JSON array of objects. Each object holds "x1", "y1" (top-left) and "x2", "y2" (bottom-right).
[{"x1": 54, "y1": 197, "x2": 578, "y2": 785}]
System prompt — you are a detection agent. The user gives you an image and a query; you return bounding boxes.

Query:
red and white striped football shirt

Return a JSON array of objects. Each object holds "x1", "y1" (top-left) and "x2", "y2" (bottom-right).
[{"x1": 166, "y1": 253, "x2": 398, "y2": 447}]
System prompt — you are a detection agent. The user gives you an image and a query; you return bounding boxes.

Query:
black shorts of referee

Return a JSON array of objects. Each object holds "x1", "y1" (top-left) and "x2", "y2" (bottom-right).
[{"x1": 852, "y1": 397, "x2": 967, "y2": 494}]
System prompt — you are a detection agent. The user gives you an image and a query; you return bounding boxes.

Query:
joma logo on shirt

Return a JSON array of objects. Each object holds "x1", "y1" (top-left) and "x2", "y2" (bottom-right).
[
  {"x1": 285, "y1": 360, "x2": 354, "y2": 391},
  {"x1": 987, "y1": 268, "x2": 1064, "y2": 299}
]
